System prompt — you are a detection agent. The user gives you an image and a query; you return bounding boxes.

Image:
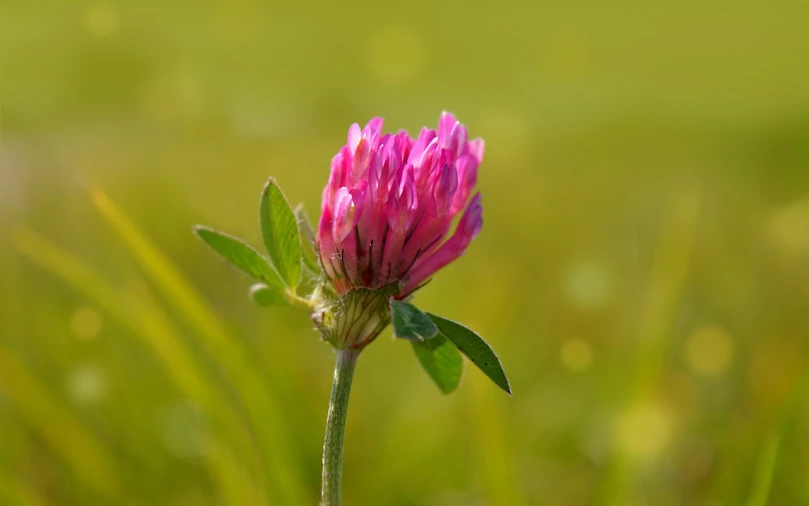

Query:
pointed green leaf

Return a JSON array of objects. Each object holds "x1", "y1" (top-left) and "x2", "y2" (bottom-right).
[
  {"x1": 294, "y1": 204, "x2": 320, "y2": 273},
  {"x1": 249, "y1": 283, "x2": 288, "y2": 306},
  {"x1": 194, "y1": 225, "x2": 284, "y2": 289},
  {"x1": 427, "y1": 314, "x2": 512, "y2": 395},
  {"x1": 411, "y1": 334, "x2": 463, "y2": 394},
  {"x1": 260, "y1": 178, "x2": 301, "y2": 288},
  {"x1": 390, "y1": 299, "x2": 439, "y2": 341}
]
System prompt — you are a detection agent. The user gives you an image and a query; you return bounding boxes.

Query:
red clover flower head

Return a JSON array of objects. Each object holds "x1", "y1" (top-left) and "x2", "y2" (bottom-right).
[{"x1": 316, "y1": 112, "x2": 484, "y2": 300}]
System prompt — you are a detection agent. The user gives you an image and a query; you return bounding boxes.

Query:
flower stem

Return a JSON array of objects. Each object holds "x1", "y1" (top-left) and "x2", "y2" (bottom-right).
[
  {"x1": 286, "y1": 289, "x2": 314, "y2": 309},
  {"x1": 321, "y1": 348, "x2": 359, "y2": 506}
]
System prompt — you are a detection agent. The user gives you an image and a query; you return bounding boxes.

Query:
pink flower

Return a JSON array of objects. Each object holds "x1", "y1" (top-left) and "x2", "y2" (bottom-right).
[{"x1": 317, "y1": 112, "x2": 484, "y2": 297}]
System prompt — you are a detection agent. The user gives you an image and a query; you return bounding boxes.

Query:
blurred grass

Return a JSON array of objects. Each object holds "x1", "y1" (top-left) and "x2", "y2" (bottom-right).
[
  {"x1": 0, "y1": 342, "x2": 120, "y2": 500},
  {"x1": 596, "y1": 188, "x2": 700, "y2": 506},
  {"x1": 89, "y1": 188, "x2": 306, "y2": 503},
  {"x1": 12, "y1": 226, "x2": 267, "y2": 504},
  {"x1": 0, "y1": 475, "x2": 50, "y2": 506},
  {"x1": 3, "y1": 0, "x2": 809, "y2": 504},
  {"x1": 746, "y1": 433, "x2": 780, "y2": 506}
]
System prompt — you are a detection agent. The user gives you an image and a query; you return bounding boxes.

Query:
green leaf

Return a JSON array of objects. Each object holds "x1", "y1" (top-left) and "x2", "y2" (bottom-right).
[
  {"x1": 260, "y1": 178, "x2": 301, "y2": 288},
  {"x1": 249, "y1": 283, "x2": 288, "y2": 307},
  {"x1": 294, "y1": 204, "x2": 320, "y2": 273},
  {"x1": 390, "y1": 299, "x2": 439, "y2": 341},
  {"x1": 427, "y1": 314, "x2": 512, "y2": 395},
  {"x1": 411, "y1": 334, "x2": 463, "y2": 394},
  {"x1": 194, "y1": 225, "x2": 284, "y2": 290}
]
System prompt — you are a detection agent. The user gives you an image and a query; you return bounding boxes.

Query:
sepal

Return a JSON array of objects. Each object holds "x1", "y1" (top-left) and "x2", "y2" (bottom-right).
[
  {"x1": 312, "y1": 281, "x2": 401, "y2": 350},
  {"x1": 389, "y1": 299, "x2": 438, "y2": 341}
]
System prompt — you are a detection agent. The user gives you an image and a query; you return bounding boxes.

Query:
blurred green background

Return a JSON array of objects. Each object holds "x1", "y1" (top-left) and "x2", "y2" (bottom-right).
[{"x1": 2, "y1": 0, "x2": 809, "y2": 504}]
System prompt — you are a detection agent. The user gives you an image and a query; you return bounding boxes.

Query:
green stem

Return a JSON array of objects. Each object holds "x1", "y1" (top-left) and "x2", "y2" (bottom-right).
[{"x1": 321, "y1": 348, "x2": 359, "y2": 506}]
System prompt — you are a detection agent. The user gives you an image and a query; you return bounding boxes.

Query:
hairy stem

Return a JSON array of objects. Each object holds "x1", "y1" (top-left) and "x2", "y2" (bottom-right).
[{"x1": 321, "y1": 348, "x2": 359, "y2": 506}]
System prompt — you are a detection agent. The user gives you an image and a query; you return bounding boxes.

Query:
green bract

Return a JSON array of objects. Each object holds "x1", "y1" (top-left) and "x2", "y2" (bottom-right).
[
  {"x1": 387, "y1": 297, "x2": 511, "y2": 395},
  {"x1": 428, "y1": 313, "x2": 511, "y2": 395},
  {"x1": 411, "y1": 335, "x2": 463, "y2": 394},
  {"x1": 390, "y1": 299, "x2": 439, "y2": 341},
  {"x1": 312, "y1": 282, "x2": 400, "y2": 350}
]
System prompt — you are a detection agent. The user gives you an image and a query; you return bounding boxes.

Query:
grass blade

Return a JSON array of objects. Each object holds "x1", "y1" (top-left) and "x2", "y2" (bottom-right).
[
  {"x1": 0, "y1": 475, "x2": 51, "y2": 506},
  {"x1": 89, "y1": 188, "x2": 308, "y2": 504},
  {"x1": 12, "y1": 227, "x2": 266, "y2": 506},
  {"x1": 745, "y1": 433, "x2": 781, "y2": 506},
  {"x1": 0, "y1": 344, "x2": 120, "y2": 499},
  {"x1": 596, "y1": 187, "x2": 700, "y2": 506}
]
